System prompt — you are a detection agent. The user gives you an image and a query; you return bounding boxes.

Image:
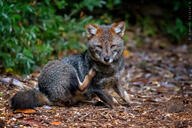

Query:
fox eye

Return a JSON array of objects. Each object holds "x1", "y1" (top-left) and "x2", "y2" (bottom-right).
[
  {"x1": 95, "y1": 45, "x2": 102, "y2": 50},
  {"x1": 111, "y1": 45, "x2": 117, "y2": 49}
]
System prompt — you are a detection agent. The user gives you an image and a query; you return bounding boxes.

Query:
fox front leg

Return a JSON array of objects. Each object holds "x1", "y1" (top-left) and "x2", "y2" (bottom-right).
[
  {"x1": 113, "y1": 81, "x2": 131, "y2": 104},
  {"x1": 78, "y1": 68, "x2": 96, "y2": 91},
  {"x1": 94, "y1": 89, "x2": 114, "y2": 108}
]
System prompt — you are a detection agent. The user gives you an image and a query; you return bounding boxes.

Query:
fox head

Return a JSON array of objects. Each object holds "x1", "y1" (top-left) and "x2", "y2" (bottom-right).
[{"x1": 86, "y1": 22, "x2": 125, "y2": 65}]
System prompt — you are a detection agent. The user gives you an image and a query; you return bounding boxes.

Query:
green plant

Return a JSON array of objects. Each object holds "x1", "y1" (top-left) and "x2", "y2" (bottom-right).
[
  {"x1": 0, "y1": 1, "x2": 58, "y2": 74},
  {"x1": 163, "y1": 18, "x2": 187, "y2": 42},
  {"x1": 0, "y1": 0, "x2": 187, "y2": 75},
  {"x1": 161, "y1": 0, "x2": 188, "y2": 43},
  {"x1": 138, "y1": 16, "x2": 157, "y2": 37},
  {"x1": 0, "y1": 0, "x2": 113, "y2": 75}
]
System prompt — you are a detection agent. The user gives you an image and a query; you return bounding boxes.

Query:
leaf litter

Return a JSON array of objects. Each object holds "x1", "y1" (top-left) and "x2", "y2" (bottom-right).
[{"x1": 0, "y1": 44, "x2": 192, "y2": 127}]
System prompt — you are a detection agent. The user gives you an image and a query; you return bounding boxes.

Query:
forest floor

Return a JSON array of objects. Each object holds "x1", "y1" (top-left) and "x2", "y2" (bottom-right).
[{"x1": 0, "y1": 43, "x2": 192, "y2": 128}]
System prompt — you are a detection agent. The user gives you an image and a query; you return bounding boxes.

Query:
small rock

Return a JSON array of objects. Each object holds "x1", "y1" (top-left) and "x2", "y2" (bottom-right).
[
  {"x1": 43, "y1": 105, "x2": 52, "y2": 110},
  {"x1": 0, "y1": 77, "x2": 24, "y2": 89},
  {"x1": 161, "y1": 82, "x2": 175, "y2": 88},
  {"x1": 167, "y1": 104, "x2": 185, "y2": 113}
]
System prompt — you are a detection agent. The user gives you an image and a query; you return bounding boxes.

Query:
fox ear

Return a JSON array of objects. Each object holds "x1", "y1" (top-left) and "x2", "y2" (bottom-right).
[
  {"x1": 86, "y1": 24, "x2": 100, "y2": 39},
  {"x1": 112, "y1": 22, "x2": 125, "y2": 37}
]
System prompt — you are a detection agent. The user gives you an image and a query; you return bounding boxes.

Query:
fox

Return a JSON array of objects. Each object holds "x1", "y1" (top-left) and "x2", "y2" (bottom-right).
[{"x1": 11, "y1": 21, "x2": 130, "y2": 110}]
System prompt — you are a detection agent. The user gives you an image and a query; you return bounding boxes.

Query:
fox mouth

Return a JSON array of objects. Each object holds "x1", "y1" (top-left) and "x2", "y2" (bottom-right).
[
  {"x1": 93, "y1": 54, "x2": 113, "y2": 65},
  {"x1": 101, "y1": 59, "x2": 113, "y2": 65},
  {"x1": 101, "y1": 52, "x2": 117, "y2": 65},
  {"x1": 94, "y1": 54, "x2": 113, "y2": 65},
  {"x1": 88, "y1": 50, "x2": 114, "y2": 65},
  {"x1": 95, "y1": 54, "x2": 114, "y2": 65}
]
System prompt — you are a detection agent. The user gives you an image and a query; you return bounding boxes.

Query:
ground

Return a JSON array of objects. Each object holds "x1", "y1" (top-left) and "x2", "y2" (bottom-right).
[{"x1": 0, "y1": 44, "x2": 192, "y2": 128}]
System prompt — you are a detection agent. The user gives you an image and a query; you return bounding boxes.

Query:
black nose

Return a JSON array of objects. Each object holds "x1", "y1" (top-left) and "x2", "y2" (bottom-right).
[{"x1": 104, "y1": 56, "x2": 110, "y2": 62}]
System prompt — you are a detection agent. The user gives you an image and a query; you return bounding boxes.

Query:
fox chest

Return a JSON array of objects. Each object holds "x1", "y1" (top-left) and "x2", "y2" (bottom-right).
[{"x1": 91, "y1": 73, "x2": 119, "y2": 89}]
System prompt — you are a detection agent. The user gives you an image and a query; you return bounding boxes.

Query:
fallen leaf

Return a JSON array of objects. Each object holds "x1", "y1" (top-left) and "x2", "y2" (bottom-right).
[
  {"x1": 123, "y1": 50, "x2": 133, "y2": 58},
  {"x1": 132, "y1": 78, "x2": 148, "y2": 84},
  {"x1": 37, "y1": 39, "x2": 42, "y2": 45},
  {"x1": 15, "y1": 109, "x2": 36, "y2": 114},
  {"x1": 51, "y1": 121, "x2": 61, "y2": 125},
  {"x1": 152, "y1": 81, "x2": 159, "y2": 85},
  {"x1": 5, "y1": 68, "x2": 13, "y2": 73},
  {"x1": 113, "y1": 92, "x2": 118, "y2": 96},
  {"x1": 21, "y1": 118, "x2": 44, "y2": 127}
]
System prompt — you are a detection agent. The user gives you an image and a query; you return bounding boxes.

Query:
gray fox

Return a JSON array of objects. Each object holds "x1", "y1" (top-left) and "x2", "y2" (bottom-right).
[{"x1": 11, "y1": 22, "x2": 130, "y2": 110}]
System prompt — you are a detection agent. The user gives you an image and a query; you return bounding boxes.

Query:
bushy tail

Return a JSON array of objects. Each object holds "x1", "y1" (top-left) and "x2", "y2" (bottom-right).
[{"x1": 11, "y1": 89, "x2": 50, "y2": 110}]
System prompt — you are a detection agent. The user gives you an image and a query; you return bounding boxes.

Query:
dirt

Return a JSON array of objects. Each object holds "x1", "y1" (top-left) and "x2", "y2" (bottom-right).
[{"x1": 0, "y1": 44, "x2": 192, "y2": 128}]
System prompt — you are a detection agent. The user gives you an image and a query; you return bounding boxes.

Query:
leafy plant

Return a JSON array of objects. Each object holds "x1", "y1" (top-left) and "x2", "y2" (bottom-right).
[
  {"x1": 0, "y1": 0, "x2": 188, "y2": 75},
  {"x1": 163, "y1": 18, "x2": 187, "y2": 42},
  {"x1": 139, "y1": 17, "x2": 157, "y2": 37},
  {"x1": 0, "y1": 0, "x2": 112, "y2": 75},
  {"x1": 161, "y1": 0, "x2": 188, "y2": 43}
]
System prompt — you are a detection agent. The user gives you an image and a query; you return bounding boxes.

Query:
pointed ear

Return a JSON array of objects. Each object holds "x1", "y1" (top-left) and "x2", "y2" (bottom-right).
[
  {"x1": 111, "y1": 22, "x2": 125, "y2": 37},
  {"x1": 86, "y1": 24, "x2": 100, "y2": 39}
]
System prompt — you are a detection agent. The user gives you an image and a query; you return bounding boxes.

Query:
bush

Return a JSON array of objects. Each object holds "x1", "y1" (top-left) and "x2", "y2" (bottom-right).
[
  {"x1": 0, "y1": 0, "x2": 188, "y2": 75},
  {"x1": 0, "y1": 0, "x2": 108, "y2": 74},
  {"x1": 161, "y1": 0, "x2": 188, "y2": 43}
]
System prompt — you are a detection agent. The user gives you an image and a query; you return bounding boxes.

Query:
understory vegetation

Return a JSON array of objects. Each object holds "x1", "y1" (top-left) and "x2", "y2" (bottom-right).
[{"x1": 0, "y1": 0, "x2": 189, "y2": 74}]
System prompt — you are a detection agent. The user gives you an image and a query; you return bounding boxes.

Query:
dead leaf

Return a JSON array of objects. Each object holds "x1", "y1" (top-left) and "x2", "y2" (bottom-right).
[
  {"x1": 51, "y1": 121, "x2": 61, "y2": 125},
  {"x1": 113, "y1": 92, "x2": 118, "y2": 96},
  {"x1": 152, "y1": 81, "x2": 160, "y2": 85},
  {"x1": 21, "y1": 118, "x2": 44, "y2": 127},
  {"x1": 15, "y1": 109, "x2": 36, "y2": 114},
  {"x1": 5, "y1": 68, "x2": 13, "y2": 73},
  {"x1": 123, "y1": 50, "x2": 132, "y2": 58},
  {"x1": 37, "y1": 39, "x2": 42, "y2": 45},
  {"x1": 132, "y1": 78, "x2": 148, "y2": 84}
]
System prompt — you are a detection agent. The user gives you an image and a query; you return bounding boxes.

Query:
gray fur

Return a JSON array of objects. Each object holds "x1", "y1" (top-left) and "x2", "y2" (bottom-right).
[
  {"x1": 61, "y1": 23, "x2": 127, "y2": 107},
  {"x1": 38, "y1": 60, "x2": 79, "y2": 104},
  {"x1": 11, "y1": 22, "x2": 128, "y2": 109}
]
